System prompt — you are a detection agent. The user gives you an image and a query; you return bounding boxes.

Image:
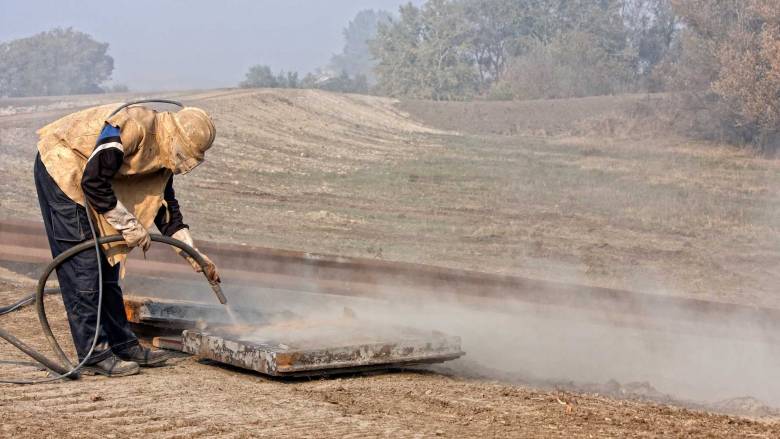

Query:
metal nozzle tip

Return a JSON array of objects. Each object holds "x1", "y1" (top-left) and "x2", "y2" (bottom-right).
[{"x1": 211, "y1": 283, "x2": 227, "y2": 305}]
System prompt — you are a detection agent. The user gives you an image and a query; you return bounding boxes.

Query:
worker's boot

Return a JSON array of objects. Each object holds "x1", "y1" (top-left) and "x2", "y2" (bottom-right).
[
  {"x1": 116, "y1": 344, "x2": 172, "y2": 367},
  {"x1": 82, "y1": 355, "x2": 140, "y2": 377}
]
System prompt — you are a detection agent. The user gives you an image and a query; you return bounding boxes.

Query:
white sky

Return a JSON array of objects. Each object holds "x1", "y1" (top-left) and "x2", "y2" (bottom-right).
[{"x1": 0, "y1": 0, "x2": 422, "y2": 91}]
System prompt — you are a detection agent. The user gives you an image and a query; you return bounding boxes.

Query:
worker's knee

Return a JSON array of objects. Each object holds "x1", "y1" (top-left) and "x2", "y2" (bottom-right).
[{"x1": 72, "y1": 288, "x2": 99, "y2": 314}]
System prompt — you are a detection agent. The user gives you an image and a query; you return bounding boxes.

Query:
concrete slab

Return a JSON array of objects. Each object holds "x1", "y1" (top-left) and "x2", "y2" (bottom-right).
[
  {"x1": 124, "y1": 295, "x2": 464, "y2": 377},
  {"x1": 182, "y1": 325, "x2": 464, "y2": 377}
]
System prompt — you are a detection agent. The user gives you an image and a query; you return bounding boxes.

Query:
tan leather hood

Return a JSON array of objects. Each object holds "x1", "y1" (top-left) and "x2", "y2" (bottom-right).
[{"x1": 155, "y1": 107, "x2": 216, "y2": 175}]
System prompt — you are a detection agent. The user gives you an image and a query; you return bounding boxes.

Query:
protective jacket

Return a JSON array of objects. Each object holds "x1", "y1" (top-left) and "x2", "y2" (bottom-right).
[{"x1": 36, "y1": 104, "x2": 216, "y2": 265}]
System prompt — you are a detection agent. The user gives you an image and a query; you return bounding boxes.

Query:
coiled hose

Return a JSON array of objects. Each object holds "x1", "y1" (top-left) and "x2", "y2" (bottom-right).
[{"x1": 0, "y1": 234, "x2": 226, "y2": 384}]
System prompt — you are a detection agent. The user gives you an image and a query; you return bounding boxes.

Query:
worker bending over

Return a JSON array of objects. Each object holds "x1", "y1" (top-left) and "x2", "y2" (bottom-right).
[{"x1": 34, "y1": 103, "x2": 220, "y2": 377}]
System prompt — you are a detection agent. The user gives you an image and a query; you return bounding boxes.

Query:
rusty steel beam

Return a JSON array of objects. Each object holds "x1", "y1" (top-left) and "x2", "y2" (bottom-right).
[
  {"x1": 124, "y1": 295, "x2": 235, "y2": 328},
  {"x1": 4, "y1": 219, "x2": 780, "y2": 341},
  {"x1": 124, "y1": 295, "x2": 293, "y2": 330}
]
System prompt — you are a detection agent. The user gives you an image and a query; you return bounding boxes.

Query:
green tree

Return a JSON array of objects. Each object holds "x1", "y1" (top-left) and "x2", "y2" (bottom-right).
[
  {"x1": 371, "y1": 4, "x2": 425, "y2": 97},
  {"x1": 330, "y1": 9, "x2": 392, "y2": 85},
  {"x1": 372, "y1": 0, "x2": 479, "y2": 99},
  {"x1": 461, "y1": 0, "x2": 543, "y2": 86},
  {"x1": 0, "y1": 28, "x2": 113, "y2": 97}
]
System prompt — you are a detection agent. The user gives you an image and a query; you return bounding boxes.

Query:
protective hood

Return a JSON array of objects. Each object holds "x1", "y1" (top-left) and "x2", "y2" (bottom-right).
[{"x1": 155, "y1": 107, "x2": 216, "y2": 175}]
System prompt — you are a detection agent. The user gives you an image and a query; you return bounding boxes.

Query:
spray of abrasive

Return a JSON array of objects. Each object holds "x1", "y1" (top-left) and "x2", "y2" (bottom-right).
[{"x1": 225, "y1": 303, "x2": 243, "y2": 326}]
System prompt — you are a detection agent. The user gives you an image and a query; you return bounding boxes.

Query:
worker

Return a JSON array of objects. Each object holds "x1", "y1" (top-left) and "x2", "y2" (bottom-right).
[{"x1": 33, "y1": 103, "x2": 220, "y2": 377}]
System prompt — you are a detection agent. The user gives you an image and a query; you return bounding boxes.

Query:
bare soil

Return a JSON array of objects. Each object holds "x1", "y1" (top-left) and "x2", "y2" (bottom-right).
[
  {"x1": 2, "y1": 284, "x2": 779, "y2": 438},
  {"x1": 2, "y1": 89, "x2": 780, "y2": 437}
]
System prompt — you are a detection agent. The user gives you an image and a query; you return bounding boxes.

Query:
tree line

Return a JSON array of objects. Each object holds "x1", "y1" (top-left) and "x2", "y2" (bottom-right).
[
  {"x1": 240, "y1": 1, "x2": 779, "y2": 149},
  {"x1": 2, "y1": 3, "x2": 777, "y2": 149},
  {"x1": 370, "y1": 0, "x2": 677, "y2": 100},
  {"x1": 366, "y1": 0, "x2": 779, "y2": 149},
  {"x1": 238, "y1": 65, "x2": 369, "y2": 94}
]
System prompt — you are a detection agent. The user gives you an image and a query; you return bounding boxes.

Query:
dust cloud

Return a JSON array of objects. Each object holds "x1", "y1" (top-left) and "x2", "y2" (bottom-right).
[
  {"x1": 384, "y1": 295, "x2": 780, "y2": 407},
  {"x1": 207, "y1": 278, "x2": 780, "y2": 412}
]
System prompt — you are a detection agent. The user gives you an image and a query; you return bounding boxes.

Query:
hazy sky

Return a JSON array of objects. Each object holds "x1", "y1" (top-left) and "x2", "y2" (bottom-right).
[{"x1": 0, "y1": 0, "x2": 421, "y2": 91}]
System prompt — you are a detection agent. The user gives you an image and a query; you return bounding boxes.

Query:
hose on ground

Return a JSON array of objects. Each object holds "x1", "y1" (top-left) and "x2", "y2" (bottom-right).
[
  {"x1": 0, "y1": 289, "x2": 59, "y2": 316},
  {"x1": 0, "y1": 234, "x2": 225, "y2": 384}
]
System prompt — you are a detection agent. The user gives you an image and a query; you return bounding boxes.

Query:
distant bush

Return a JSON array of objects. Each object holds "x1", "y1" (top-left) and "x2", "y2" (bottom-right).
[
  {"x1": 496, "y1": 31, "x2": 637, "y2": 100},
  {"x1": 0, "y1": 28, "x2": 114, "y2": 97},
  {"x1": 106, "y1": 84, "x2": 129, "y2": 93},
  {"x1": 240, "y1": 64, "x2": 370, "y2": 94},
  {"x1": 240, "y1": 65, "x2": 299, "y2": 89},
  {"x1": 303, "y1": 71, "x2": 369, "y2": 94},
  {"x1": 485, "y1": 82, "x2": 513, "y2": 101}
]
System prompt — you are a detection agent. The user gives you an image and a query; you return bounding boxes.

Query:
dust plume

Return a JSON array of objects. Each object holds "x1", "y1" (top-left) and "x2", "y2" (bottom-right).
[{"x1": 204, "y1": 275, "x2": 780, "y2": 415}]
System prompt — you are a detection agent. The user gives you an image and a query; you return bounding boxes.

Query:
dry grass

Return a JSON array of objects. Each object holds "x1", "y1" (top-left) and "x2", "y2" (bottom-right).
[
  {"x1": 1, "y1": 89, "x2": 778, "y2": 308},
  {"x1": 2, "y1": 90, "x2": 780, "y2": 437}
]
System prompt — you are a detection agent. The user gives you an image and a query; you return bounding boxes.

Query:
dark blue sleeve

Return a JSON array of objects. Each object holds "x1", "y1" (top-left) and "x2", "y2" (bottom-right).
[
  {"x1": 81, "y1": 123, "x2": 124, "y2": 213},
  {"x1": 154, "y1": 176, "x2": 188, "y2": 236}
]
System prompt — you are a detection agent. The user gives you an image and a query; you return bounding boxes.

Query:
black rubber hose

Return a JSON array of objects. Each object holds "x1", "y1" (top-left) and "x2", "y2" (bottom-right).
[
  {"x1": 0, "y1": 326, "x2": 72, "y2": 377},
  {"x1": 0, "y1": 234, "x2": 225, "y2": 384},
  {"x1": 36, "y1": 234, "x2": 226, "y2": 369},
  {"x1": 0, "y1": 289, "x2": 59, "y2": 317},
  {"x1": 108, "y1": 99, "x2": 183, "y2": 117}
]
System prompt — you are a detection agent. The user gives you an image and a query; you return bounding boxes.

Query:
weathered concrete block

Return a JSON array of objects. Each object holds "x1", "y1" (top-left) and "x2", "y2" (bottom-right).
[{"x1": 182, "y1": 326, "x2": 464, "y2": 377}]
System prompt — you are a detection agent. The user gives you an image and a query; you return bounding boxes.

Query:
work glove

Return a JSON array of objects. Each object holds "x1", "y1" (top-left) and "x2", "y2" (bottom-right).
[
  {"x1": 103, "y1": 201, "x2": 151, "y2": 252},
  {"x1": 172, "y1": 228, "x2": 221, "y2": 283}
]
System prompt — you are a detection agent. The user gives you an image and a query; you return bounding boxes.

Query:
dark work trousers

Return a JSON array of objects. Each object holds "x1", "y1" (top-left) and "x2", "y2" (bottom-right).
[{"x1": 34, "y1": 154, "x2": 139, "y2": 365}]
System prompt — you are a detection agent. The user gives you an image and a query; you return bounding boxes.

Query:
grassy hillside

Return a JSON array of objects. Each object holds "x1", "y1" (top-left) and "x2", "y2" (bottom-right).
[{"x1": 1, "y1": 89, "x2": 778, "y2": 307}]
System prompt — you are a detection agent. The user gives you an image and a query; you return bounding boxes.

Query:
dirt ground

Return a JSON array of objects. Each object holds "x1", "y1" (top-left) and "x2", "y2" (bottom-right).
[
  {"x1": 2, "y1": 282, "x2": 779, "y2": 438},
  {"x1": 2, "y1": 89, "x2": 780, "y2": 437}
]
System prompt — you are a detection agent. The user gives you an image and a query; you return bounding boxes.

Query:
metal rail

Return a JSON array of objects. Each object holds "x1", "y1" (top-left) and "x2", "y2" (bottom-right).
[{"x1": 2, "y1": 219, "x2": 780, "y2": 342}]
